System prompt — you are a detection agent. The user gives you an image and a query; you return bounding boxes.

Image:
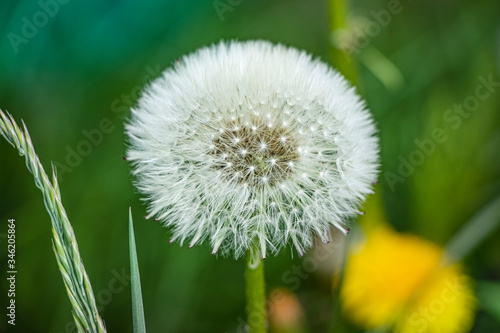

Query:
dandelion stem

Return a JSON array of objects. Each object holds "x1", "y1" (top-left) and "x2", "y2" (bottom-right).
[{"x1": 245, "y1": 249, "x2": 267, "y2": 333}]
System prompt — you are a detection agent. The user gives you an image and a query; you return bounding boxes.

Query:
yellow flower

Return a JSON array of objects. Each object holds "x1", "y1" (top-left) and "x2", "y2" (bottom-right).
[
  {"x1": 340, "y1": 225, "x2": 477, "y2": 333},
  {"x1": 395, "y1": 264, "x2": 477, "y2": 333}
]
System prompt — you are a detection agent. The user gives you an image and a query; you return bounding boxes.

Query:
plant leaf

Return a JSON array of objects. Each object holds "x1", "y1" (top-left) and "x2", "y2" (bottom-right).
[
  {"x1": 445, "y1": 193, "x2": 500, "y2": 263},
  {"x1": 129, "y1": 208, "x2": 146, "y2": 333}
]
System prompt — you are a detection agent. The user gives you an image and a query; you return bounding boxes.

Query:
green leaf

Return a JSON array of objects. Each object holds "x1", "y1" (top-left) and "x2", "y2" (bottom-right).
[
  {"x1": 445, "y1": 193, "x2": 500, "y2": 263},
  {"x1": 129, "y1": 208, "x2": 146, "y2": 333}
]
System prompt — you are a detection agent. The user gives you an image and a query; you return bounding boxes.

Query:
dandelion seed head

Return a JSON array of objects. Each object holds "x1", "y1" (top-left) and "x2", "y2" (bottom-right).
[{"x1": 126, "y1": 40, "x2": 379, "y2": 258}]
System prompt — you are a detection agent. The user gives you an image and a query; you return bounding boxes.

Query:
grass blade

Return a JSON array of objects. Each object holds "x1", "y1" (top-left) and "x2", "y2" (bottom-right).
[{"x1": 129, "y1": 208, "x2": 146, "y2": 333}]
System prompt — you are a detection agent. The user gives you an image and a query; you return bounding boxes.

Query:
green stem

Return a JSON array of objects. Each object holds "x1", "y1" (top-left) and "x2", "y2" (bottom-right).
[
  {"x1": 328, "y1": 1, "x2": 357, "y2": 332},
  {"x1": 245, "y1": 249, "x2": 267, "y2": 333},
  {"x1": 329, "y1": 0, "x2": 357, "y2": 85}
]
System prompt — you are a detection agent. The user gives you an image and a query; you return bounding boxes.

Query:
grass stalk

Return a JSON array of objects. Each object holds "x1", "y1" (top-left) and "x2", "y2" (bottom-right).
[{"x1": 0, "y1": 109, "x2": 106, "y2": 332}]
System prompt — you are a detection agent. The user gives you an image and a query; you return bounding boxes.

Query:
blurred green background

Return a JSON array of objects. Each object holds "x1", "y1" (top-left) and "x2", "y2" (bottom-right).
[{"x1": 1, "y1": 0, "x2": 499, "y2": 332}]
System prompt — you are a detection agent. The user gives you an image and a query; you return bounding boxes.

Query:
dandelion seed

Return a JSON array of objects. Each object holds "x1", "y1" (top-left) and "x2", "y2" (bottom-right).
[{"x1": 126, "y1": 40, "x2": 379, "y2": 258}]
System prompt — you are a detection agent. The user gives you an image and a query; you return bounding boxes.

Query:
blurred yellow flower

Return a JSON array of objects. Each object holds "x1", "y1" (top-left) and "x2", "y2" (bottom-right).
[
  {"x1": 396, "y1": 264, "x2": 477, "y2": 333},
  {"x1": 340, "y1": 225, "x2": 477, "y2": 333}
]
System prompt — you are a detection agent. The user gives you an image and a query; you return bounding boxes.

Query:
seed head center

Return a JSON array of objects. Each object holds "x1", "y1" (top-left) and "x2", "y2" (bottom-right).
[{"x1": 210, "y1": 118, "x2": 299, "y2": 186}]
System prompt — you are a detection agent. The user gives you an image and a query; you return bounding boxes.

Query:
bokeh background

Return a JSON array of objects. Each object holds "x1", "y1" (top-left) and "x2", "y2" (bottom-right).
[{"x1": 1, "y1": 0, "x2": 499, "y2": 332}]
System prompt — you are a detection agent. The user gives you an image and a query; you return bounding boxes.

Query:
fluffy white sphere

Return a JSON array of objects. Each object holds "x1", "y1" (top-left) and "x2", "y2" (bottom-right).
[{"x1": 126, "y1": 40, "x2": 379, "y2": 259}]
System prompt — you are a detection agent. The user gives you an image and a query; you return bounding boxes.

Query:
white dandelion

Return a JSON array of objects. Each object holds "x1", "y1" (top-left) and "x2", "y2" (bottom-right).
[{"x1": 126, "y1": 40, "x2": 379, "y2": 259}]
